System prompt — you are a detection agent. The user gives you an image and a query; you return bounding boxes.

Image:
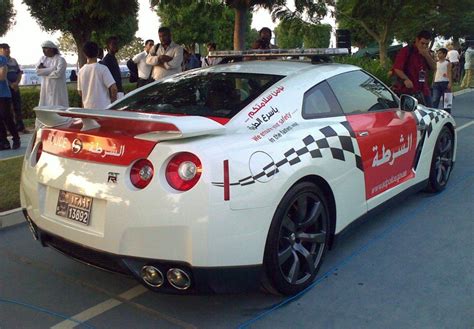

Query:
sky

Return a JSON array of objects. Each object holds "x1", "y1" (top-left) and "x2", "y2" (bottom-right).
[{"x1": 1, "y1": 0, "x2": 277, "y2": 65}]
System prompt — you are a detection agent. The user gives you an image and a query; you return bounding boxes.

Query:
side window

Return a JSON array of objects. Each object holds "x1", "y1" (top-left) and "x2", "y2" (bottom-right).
[
  {"x1": 327, "y1": 70, "x2": 398, "y2": 115},
  {"x1": 302, "y1": 81, "x2": 343, "y2": 119}
]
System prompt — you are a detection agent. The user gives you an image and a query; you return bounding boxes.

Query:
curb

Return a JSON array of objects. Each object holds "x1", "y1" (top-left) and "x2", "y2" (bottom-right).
[
  {"x1": 0, "y1": 207, "x2": 25, "y2": 230},
  {"x1": 0, "y1": 154, "x2": 24, "y2": 162},
  {"x1": 453, "y1": 88, "x2": 473, "y2": 96}
]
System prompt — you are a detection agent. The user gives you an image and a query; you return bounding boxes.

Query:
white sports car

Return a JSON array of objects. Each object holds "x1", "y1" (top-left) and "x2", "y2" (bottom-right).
[{"x1": 20, "y1": 49, "x2": 456, "y2": 295}]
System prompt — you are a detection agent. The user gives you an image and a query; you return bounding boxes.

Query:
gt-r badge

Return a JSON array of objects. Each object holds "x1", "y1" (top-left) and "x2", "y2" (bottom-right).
[
  {"x1": 108, "y1": 172, "x2": 119, "y2": 183},
  {"x1": 71, "y1": 138, "x2": 83, "y2": 154}
]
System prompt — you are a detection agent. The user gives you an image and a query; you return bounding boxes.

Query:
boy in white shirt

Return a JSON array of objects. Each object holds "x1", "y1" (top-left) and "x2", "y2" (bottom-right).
[
  {"x1": 432, "y1": 48, "x2": 452, "y2": 110},
  {"x1": 78, "y1": 41, "x2": 117, "y2": 109}
]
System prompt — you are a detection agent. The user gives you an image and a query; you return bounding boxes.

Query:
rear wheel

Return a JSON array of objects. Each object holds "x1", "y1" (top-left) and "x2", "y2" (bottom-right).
[
  {"x1": 263, "y1": 182, "x2": 329, "y2": 295},
  {"x1": 426, "y1": 126, "x2": 454, "y2": 192}
]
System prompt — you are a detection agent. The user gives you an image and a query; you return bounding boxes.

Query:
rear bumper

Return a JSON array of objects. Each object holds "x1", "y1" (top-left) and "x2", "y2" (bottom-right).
[{"x1": 23, "y1": 209, "x2": 263, "y2": 294}]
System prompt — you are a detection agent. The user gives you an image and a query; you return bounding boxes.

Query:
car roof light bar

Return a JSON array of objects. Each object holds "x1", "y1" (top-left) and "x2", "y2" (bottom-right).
[{"x1": 208, "y1": 48, "x2": 349, "y2": 58}]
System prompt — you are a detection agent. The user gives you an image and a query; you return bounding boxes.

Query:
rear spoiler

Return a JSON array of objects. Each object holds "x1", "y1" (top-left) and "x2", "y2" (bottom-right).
[{"x1": 34, "y1": 106, "x2": 226, "y2": 142}]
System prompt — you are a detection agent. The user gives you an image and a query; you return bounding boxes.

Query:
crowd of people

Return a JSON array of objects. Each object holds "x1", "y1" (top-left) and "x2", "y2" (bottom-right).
[
  {"x1": 391, "y1": 30, "x2": 474, "y2": 111},
  {"x1": 1, "y1": 25, "x2": 473, "y2": 151}
]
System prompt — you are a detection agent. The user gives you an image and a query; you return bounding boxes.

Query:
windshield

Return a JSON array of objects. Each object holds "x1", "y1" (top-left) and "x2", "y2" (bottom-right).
[{"x1": 110, "y1": 71, "x2": 284, "y2": 118}]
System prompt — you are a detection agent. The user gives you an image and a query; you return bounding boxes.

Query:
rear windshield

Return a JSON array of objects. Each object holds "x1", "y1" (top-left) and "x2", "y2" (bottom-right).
[{"x1": 110, "y1": 71, "x2": 284, "y2": 118}]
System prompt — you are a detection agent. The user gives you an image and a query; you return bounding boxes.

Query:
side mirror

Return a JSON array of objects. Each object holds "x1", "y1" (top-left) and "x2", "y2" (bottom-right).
[{"x1": 399, "y1": 94, "x2": 418, "y2": 112}]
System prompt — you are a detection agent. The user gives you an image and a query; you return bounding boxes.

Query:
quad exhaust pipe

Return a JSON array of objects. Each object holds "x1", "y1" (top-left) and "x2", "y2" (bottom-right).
[{"x1": 141, "y1": 265, "x2": 191, "y2": 290}]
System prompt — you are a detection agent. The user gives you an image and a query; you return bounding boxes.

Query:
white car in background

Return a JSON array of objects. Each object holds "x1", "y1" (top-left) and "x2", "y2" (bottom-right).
[{"x1": 20, "y1": 49, "x2": 456, "y2": 295}]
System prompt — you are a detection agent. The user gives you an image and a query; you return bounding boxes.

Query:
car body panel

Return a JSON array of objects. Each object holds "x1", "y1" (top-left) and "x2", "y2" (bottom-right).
[{"x1": 347, "y1": 110, "x2": 418, "y2": 200}]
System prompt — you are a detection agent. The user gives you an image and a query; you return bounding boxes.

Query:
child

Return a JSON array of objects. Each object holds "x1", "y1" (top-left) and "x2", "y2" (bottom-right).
[
  {"x1": 432, "y1": 48, "x2": 452, "y2": 110},
  {"x1": 77, "y1": 41, "x2": 117, "y2": 109}
]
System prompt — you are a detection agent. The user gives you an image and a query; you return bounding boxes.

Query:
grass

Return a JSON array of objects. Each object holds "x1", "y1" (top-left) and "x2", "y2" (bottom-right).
[
  {"x1": 0, "y1": 157, "x2": 23, "y2": 212},
  {"x1": 451, "y1": 82, "x2": 463, "y2": 93}
]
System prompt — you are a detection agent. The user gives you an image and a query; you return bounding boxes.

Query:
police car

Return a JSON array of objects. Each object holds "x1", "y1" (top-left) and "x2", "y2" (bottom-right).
[{"x1": 20, "y1": 49, "x2": 456, "y2": 295}]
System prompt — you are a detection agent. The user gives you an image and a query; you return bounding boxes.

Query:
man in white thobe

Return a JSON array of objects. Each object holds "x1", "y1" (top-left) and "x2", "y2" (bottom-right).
[
  {"x1": 36, "y1": 40, "x2": 69, "y2": 108},
  {"x1": 132, "y1": 39, "x2": 154, "y2": 87}
]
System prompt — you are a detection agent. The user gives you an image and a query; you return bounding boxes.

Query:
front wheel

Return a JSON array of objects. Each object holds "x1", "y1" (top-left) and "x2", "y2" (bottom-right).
[
  {"x1": 426, "y1": 126, "x2": 454, "y2": 192},
  {"x1": 263, "y1": 182, "x2": 329, "y2": 295}
]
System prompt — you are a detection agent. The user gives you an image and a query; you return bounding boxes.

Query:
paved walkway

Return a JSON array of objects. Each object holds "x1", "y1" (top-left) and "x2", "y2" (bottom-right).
[{"x1": 0, "y1": 132, "x2": 34, "y2": 161}]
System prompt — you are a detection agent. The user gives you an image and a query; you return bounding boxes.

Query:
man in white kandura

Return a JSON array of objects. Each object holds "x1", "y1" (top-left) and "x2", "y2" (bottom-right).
[{"x1": 36, "y1": 40, "x2": 69, "y2": 108}]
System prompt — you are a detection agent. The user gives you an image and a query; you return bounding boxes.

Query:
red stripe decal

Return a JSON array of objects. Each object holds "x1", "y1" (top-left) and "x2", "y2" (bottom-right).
[
  {"x1": 224, "y1": 160, "x2": 230, "y2": 201},
  {"x1": 41, "y1": 129, "x2": 156, "y2": 166}
]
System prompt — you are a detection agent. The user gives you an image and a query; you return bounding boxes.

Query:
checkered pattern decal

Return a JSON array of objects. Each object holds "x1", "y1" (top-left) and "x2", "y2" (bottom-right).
[
  {"x1": 212, "y1": 121, "x2": 363, "y2": 188},
  {"x1": 414, "y1": 109, "x2": 450, "y2": 137}
]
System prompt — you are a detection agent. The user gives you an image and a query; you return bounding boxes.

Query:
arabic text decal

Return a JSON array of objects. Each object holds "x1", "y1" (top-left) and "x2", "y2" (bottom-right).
[
  {"x1": 372, "y1": 134, "x2": 413, "y2": 167},
  {"x1": 247, "y1": 86, "x2": 285, "y2": 119}
]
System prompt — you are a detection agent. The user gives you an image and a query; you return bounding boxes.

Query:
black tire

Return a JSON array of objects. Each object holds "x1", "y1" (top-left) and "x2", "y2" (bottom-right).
[
  {"x1": 426, "y1": 126, "x2": 454, "y2": 192},
  {"x1": 263, "y1": 182, "x2": 329, "y2": 295}
]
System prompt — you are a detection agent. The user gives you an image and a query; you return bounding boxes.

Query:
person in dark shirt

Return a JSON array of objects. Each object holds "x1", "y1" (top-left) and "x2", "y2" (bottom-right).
[
  {"x1": 0, "y1": 43, "x2": 27, "y2": 133},
  {"x1": 0, "y1": 54, "x2": 20, "y2": 150},
  {"x1": 392, "y1": 30, "x2": 436, "y2": 106},
  {"x1": 100, "y1": 36, "x2": 123, "y2": 98},
  {"x1": 69, "y1": 69, "x2": 77, "y2": 82},
  {"x1": 253, "y1": 27, "x2": 277, "y2": 49}
]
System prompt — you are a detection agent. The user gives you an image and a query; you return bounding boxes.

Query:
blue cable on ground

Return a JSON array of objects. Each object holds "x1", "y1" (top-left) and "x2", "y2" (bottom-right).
[
  {"x1": 237, "y1": 172, "x2": 473, "y2": 329},
  {"x1": 0, "y1": 298, "x2": 96, "y2": 329}
]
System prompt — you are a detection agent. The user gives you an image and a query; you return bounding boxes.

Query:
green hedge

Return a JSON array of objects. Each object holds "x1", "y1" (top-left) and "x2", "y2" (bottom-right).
[{"x1": 19, "y1": 81, "x2": 137, "y2": 119}]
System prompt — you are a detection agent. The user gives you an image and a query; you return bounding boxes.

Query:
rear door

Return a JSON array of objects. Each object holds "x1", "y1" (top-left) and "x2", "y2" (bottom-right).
[{"x1": 327, "y1": 70, "x2": 418, "y2": 201}]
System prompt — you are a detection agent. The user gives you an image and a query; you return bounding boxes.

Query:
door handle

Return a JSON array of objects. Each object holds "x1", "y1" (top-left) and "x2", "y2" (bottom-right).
[{"x1": 358, "y1": 131, "x2": 369, "y2": 137}]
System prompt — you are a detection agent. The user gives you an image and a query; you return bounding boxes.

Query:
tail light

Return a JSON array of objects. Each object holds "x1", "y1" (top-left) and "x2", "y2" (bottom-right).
[
  {"x1": 29, "y1": 130, "x2": 42, "y2": 165},
  {"x1": 166, "y1": 152, "x2": 202, "y2": 191},
  {"x1": 35, "y1": 142, "x2": 43, "y2": 164},
  {"x1": 130, "y1": 159, "x2": 154, "y2": 189}
]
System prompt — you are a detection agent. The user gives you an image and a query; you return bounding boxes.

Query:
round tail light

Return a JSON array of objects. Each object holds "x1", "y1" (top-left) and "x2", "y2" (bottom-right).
[
  {"x1": 130, "y1": 159, "x2": 154, "y2": 189},
  {"x1": 166, "y1": 152, "x2": 202, "y2": 191}
]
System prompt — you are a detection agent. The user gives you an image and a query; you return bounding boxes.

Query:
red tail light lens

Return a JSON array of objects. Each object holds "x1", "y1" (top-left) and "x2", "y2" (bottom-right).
[
  {"x1": 130, "y1": 159, "x2": 154, "y2": 189},
  {"x1": 166, "y1": 152, "x2": 202, "y2": 191},
  {"x1": 35, "y1": 142, "x2": 43, "y2": 164}
]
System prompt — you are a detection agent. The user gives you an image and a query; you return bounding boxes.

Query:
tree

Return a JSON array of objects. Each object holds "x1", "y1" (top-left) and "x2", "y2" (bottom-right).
[
  {"x1": 151, "y1": 0, "x2": 285, "y2": 50},
  {"x1": 335, "y1": 0, "x2": 474, "y2": 67},
  {"x1": 333, "y1": 0, "x2": 409, "y2": 68},
  {"x1": 207, "y1": 8, "x2": 257, "y2": 50},
  {"x1": 394, "y1": 0, "x2": 474, "y2": 45},
  {"x1": 58, "y1": 32, "x2": 77, "y2": 56},
  {"x1": 335, "y1": 13, "x2": 372, "y2": 49},
  {"x1": 224, "y1": 0, "x2": 285, "y2": 50},
  {"x1": 116, "y1": 37, "x2": 144, "y2": 61},
  {"x1": 274, "y1": 19, "x2": 331, "y2": 48},
  {"x1": 23, "y1": 0, "x2": 139, "y2": 67},
  {"x1": 156, "y1": 0, "x2": 227, "y2": 52},
  {"x1": 271, "y1": 1, "x2": 338, "y2": 49},
  {"x1": 303, "y1": 24, "x2": 331, "y2": 48},
  {"x1": 274, "y1": 19, "x2": 305, "y2": 48},
  {"x1": 155, "y1": 0, "x2": 256, "y2": 53},
  {"x1": 271, "y1": 0, "x2": 332, "y2": 24},
  {"x1": 0, "y1": 0, "x2": 15, "y2": 36}
]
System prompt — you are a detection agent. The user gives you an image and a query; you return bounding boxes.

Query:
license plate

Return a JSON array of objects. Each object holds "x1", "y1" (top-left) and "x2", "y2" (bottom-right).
[{"x1": 56, "y1": 190, "x2": 93, "y2": 225}]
